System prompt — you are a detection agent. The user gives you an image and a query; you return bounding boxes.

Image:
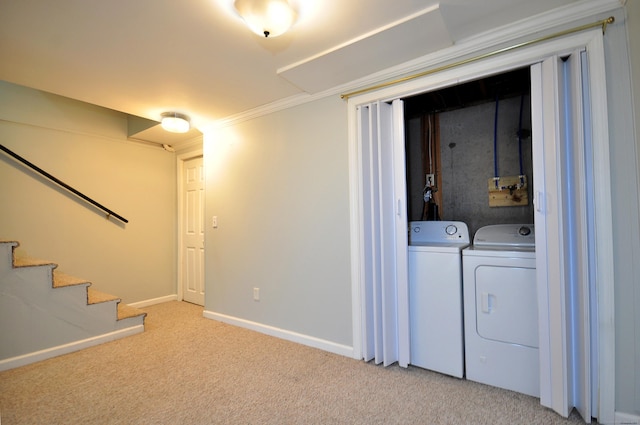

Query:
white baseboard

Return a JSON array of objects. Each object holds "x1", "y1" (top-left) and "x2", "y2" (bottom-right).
[
  {"x1": 128, "y1": 294, "x2": 177, "y2": 308},
  {"x1": 615, "y1": 412, "x2": 640, "y2": 425},
  {"x1": 0, "y1": 325, "x2": 143, "y2": 372},
  {"x1": 203, "y1": 310, "x2": 354, "y2": 358}
]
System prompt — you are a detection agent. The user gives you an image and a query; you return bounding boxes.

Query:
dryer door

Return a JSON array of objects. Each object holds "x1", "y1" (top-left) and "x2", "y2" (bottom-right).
[{"x1": 475, "y1": 265, "x2": 538, "y2": 348}]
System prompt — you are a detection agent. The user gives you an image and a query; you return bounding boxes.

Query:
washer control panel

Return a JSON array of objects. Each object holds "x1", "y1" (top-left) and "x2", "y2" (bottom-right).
[{"x1": 409, "y1": 221, "x2": 470, "y2": 244}]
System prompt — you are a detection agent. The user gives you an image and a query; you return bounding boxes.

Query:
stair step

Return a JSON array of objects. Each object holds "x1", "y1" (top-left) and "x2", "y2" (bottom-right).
[
  {"x1": 13, "y1": 255, "x2": 57, "y2": 269},
  {"x1": 117, "y1": 303, "x2": 147, "y2": 321},
  {"x1": 87, "y1": 287, "x2": 120, "y2": 304},
  {"x1": 85, "y1": 288, "x2": 146, "y2": 322},
  {"x1": 53, "y1": 271, "x2": 90, "y2": 288}
]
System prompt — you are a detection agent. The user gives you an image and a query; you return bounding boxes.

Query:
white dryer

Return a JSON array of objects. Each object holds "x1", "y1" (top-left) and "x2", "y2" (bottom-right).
[
  {"x1": 409, "y1": 221, "x2": 469, "y2": 378},
  {"x1": 462, "y1": 224, "x2": 538, "y2": 397}
]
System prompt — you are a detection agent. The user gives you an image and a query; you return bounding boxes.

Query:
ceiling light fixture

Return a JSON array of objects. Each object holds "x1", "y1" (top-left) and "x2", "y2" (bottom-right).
[
  {"x1": 233, "y1": 0, "x2": 297, "y2": 38},
  {"x1": 160, "y1": 112, "x2": 190, "y2": 133}
]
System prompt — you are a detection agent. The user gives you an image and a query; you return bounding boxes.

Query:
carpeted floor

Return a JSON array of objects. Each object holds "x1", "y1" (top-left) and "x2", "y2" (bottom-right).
[{"x1": 0, "y1": 301, "x2": 588, "y2": 424}]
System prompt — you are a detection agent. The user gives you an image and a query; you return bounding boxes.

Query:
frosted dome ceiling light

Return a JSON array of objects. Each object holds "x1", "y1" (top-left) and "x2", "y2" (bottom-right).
[
  {"x1": 161, "y1": 112, "x2": 190, "y2": 133},
  {"x1": 234, "y1": 0, "x2": 297, "y2": 38}
]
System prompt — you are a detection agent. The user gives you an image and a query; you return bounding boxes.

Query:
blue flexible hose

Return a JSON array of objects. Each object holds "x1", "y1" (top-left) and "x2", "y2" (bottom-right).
[
  {"x1": 518, "y1": 94, "x2": 525, "y2": 180},
  {"x1": 494, "y1": 93, "x2": 499, "y2": 188},
  {"x1": 518, "y1": 93, "x2": 524, "y2": 175}
]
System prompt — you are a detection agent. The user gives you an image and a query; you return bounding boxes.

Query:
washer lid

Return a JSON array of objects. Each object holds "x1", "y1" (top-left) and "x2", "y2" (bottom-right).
[{"x1": 473, "y1": 224, "x2": 535, "y2": 248}]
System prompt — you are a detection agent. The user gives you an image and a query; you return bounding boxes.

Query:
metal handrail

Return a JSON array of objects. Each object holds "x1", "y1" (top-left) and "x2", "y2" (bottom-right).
[{"x1": 0, "y1": 144, "x2": 129, "y2": 223}]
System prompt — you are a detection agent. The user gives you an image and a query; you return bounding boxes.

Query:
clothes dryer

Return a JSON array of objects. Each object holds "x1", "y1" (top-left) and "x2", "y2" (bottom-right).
[
  {"x1": 408, "y1": 221, "x2": 469, "y2": 378},
  {"x1": 462, "y1": 224, "x2": 538, "y2": 397}
]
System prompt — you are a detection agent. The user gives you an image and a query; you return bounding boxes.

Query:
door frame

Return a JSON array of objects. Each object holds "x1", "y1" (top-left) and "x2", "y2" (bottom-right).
[
  {"x1": 177, "y1": 149, "x2": 204, "y2": 303},
  {"x1": 347, "y1": 29, "x2": 614, "y2": 421}
]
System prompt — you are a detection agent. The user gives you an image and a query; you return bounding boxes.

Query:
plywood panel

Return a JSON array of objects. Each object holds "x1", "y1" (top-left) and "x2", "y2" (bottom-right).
[{"x1": 488, "y1": 175, "x2": 529, "y2": 207}]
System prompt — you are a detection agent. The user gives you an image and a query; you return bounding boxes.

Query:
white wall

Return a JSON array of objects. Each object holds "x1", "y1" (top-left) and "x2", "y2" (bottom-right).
[
  {"x1": 614, "y1": 0, "x2": 640, "y2": 416},
  {"x1": 203, "y1": 95, "x2": 352, "y2": 347},
  {"x1": 0, "y1": 81, "x2": 177, "y2": 303},
  {"x1": 630, "y1": 6, "x2": 640, "y2": 416}
]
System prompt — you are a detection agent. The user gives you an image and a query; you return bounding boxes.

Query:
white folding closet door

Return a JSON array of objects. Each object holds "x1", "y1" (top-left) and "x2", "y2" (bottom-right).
[
  {"x1": 358, "y1": 100, "x2": 409, "y2": 368},
  {"x1": 358, "y1": 101, "x2": 377, "y2": 363},
  {"x1": 531, "y1": 50, "x2": 593, "y2": 421},
  {"x1": 565, "y1": 50, "x2": 593, "y2": 422},
  {"x1": 392, "y1": 100, "x2": 410, "y2": 369}
]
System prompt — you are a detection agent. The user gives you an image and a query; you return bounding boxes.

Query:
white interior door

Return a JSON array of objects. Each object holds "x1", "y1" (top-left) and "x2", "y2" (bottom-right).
[
  {"x1": 181, "y1": 156, "x2": 205, "y2": 306},
  {"x1": 358, "y1": 99, "x2": 409, "y2": 367},
  {"x1": 531, "y1": 51, "x2": 592, "y2": 420}
]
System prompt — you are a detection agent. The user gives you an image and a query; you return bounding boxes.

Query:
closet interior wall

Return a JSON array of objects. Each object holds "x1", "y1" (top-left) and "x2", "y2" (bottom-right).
[{"x1": 404, "y1": 69, "x2": 534, "y2": 237}]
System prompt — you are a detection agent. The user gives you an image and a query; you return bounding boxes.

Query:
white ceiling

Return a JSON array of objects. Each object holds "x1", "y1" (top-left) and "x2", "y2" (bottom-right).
[{"x1": 0, "y1": 0, "x2": 580, "y2": 137}]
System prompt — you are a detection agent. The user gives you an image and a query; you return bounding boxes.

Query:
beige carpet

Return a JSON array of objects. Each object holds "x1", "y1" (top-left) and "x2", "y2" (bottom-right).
[{"x1": 0, "y1": 301, "x2": 587, "y2": 424}]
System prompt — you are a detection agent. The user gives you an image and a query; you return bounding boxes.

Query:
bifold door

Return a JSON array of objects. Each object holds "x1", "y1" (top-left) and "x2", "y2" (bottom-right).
[
  {"x1": 531, "y1": 50, "x2": 593, "y2": 420},
  {"x1": 358, "y1": 100, "x2": 409, "y2": 368}
]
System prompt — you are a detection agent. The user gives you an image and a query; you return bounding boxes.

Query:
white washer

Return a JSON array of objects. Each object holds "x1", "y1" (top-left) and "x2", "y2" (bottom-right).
[
  {"x1": 462, "y1": 224, "x2": 538, "y2": 397},
  {"x1": 409, "y1": 220, "x2": 470, "y2": 378}
]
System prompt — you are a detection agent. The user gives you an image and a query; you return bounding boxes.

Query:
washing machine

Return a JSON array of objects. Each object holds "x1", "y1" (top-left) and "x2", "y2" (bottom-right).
[
  {"x1": 462, "y1": 224, "x2": 538, "y2": 397},
  {"x1": 409, "y1": 220, "x2": 470, "y2": 378}
]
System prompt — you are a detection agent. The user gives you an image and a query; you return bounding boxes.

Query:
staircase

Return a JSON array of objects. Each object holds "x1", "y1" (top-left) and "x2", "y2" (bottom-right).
[{"x1": 0, "y1": 240, "x2": 146, "y2": 371}]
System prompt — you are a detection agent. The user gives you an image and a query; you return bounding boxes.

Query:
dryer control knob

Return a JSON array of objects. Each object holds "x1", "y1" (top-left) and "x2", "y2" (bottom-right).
[
  {"x1": 518, "y1": 226, "x2": 531, "y2": 236},
  {"x1": 445, "y1": 224, "x2": 458, "y2": 235}
]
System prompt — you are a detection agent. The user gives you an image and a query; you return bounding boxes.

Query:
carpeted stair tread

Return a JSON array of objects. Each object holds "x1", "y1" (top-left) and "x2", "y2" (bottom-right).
[
  {"x1": 13, "y1": 255, "x2": 57, "y2": 269},
  {"x1": 53, "y1": 271, "x2": 91, "y2": 288},
  {"x1": 117, "y1": 303, "x2": 147, "y2": 321},
  {"x1": 87, "y1": 287, "x2": 120, "y2": 304}
]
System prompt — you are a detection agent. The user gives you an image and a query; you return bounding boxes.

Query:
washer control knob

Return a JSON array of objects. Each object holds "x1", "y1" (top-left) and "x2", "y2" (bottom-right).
[
  {"x1": 445, "y1": 224, "x2": 458, "y2": 235},
  {"x1": 518, "y1": 226, "x2": 531, "y2": 236}
]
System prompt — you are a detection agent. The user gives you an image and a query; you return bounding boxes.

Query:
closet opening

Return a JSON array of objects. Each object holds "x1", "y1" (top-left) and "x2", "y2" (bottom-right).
[{"x1": 403, "y1": 67, "x2": 533, "y2": 237}]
